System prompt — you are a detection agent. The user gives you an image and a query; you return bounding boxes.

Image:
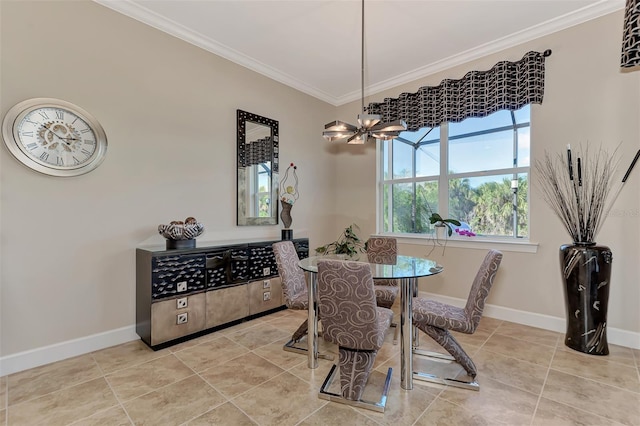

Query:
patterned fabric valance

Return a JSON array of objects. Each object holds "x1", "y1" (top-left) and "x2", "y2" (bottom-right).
[
  {"x1": 240, "y1": 137, "x2": 272, "y2": 167},
  {"x1": 621, "y1": 0, "x2": 640, "y2": 68},
  {"x1": 367, "y1": 51, "x2": 549, "y2": 131}
]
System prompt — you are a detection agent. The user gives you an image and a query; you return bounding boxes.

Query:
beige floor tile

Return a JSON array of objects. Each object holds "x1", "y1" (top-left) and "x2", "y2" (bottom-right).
[
  {"x1": 92, "y1": 340, "x2": 168, "y2": 374},
  {"x1": 322, "y1": 366, "x2": 392, "y2": 403},
  {"x1": 475, "y1": 316, "x2": 503, "y2": 333},
  {"x1": 317, "y1": 336, "x2": 339, "y2": 356},
  {"x1": 252, "y1": 339, "x2": 307, "y2": 371},
  {"x1": 450, "y1": 328, "x2": 493, "y2": 348},
  {"x1": 186, "y1": 402, "x2": 257, "y2": 425},
  {"x1": 481, "y1": 334, "x2": 555, "y2": 367},
  {"x1": 166, "y1": 331, "x2": 219, "y2": 353},
  {"x1": 557, "y1": 341, "x2": 638, "y2": 368},
  {"x1": 551, "y1": 347, "x2": 640, "y2": 393},
  {"x1": 173, "y1": 336, "x2": 249, "y2": 372},
  {"x1": 0, "y1": 376, "x2": 6, "y2": 410},
  {"x1": 472, "y1": 348, "x2": 548, "y2": 395},
  {"x1": 123, "y1": 375, "x2": 225, "y2": 426},
  {"x1": 8, "y1": 354, "x2": 102, "y2": 405},
  {"x1": 410, "y1": 354, "x2": 467, "y2": 387},
  {"x1": 215, "y1": 319, "x2": 264, "y2": 337},
  {"x1": 70, "y1": 406, "x2": 132, "y2": 425},
  {"x1": 4, "y1": 310, "x2": 638, "y2": 425},
  {"x1": 228, "y1": 323, "x2": 291, "y2": 350},
  {"x1": 353, "y1": 373, "x2": 438, "y2": 426},
  {"x1": 542, "y1": 369, "x2": 640, "y2": 426},
  {"x1": 106, "y1": 354, "x2": 194, "y2": 401},
  {"x1": 414, "y1": 396, "x2": 491, "y2": 425},
  {"x1": 298, "y1": 403, "x2": 380, "y2": 425},
  {"x1": 200, "y1": 352, "x2": 285, "y2": 398},
  {"x1": 439, "y1": 376, "x2": 537, "y2": 425},
  {"x1": 7, "y1": 378, "x2": 118, "y2": 426},
  {"x1": 262, "y1": 316, "x2": 306, "y2": 335},
  {"x1": 532, "y1": 397, "x2": 625, "y2": 426},
  {"x1": 232, "y1": 371, "x2": 327, "y2": 426},
  {"x1": 494, "y1": 322, "x2": 561, "y2": 348},
  {"x1": 606, "y1": 343, "x2": 638, "y2": 368},
  {"x1": 633, "y1": 348, "x2": 640, "y2": 368},
  {"x1": 287, "y1": 357, "x2": 338, "y2": 389},
  {"x1": 372, "y1": 339, "x2": 401, "y2": 370}
]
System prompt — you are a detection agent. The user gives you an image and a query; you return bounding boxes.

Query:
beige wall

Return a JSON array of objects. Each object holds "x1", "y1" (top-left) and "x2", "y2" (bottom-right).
[
  {"x1": 331, "y1": 11, "x2": 640, "y2": 337},
  {"x1": 0, "y1": 1, "x2": 336, "y2": 356},
  {"x1": 1, "y1": 1, "x2": 638, "y2": 364}
]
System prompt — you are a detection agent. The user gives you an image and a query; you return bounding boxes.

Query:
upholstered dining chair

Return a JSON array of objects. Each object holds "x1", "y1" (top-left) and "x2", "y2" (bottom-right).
[
  {"x1": 272, "y1": 241, "x2": 309, "y2": 355},
  {"x1": 412, "y1": 249, "x2": 503, "y2": 390},
  {"x1": 273, "y1": 241, "x2": 335, "y2": 362},
  {"x1": 316, "y1": 259, "x2": 393, "y2": 412},
  {"x1": 366, "y1": 237, "x2": 400, "y2": 344}
]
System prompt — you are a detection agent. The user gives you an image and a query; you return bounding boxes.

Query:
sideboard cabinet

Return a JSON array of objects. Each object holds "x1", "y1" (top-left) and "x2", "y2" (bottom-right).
[{"x1": 136, "y1": 238, "x2": 308, "y2": 348}]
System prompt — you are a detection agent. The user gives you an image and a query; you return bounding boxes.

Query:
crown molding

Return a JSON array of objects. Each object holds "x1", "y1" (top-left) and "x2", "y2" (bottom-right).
[
  {"x1": 337, "y1": 0, "x2": 626, "y2": 106},
  {"x1": 94, "y1": 0, "x2": 624, "y2": 107},
  {"x1": 93, "y1": 0, "x2": 337, "y2": 104}
]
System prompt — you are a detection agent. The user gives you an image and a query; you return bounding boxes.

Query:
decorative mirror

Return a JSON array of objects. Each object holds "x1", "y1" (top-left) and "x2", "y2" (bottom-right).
[{"x1": 237, "y1": 110, "x2": 279, "y2": 226}]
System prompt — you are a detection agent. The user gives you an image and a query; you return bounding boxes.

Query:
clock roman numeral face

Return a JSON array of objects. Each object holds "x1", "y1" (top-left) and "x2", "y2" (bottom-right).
[
  {"x1": 2, "y1": 98, "x2": 108, "y2": 176},
  {"x1": 16, "y1": 107, "x2": 98, "y2": 168}
]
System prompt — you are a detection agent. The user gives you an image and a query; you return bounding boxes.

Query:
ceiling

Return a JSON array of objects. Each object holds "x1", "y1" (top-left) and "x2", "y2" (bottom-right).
[{"x1": 95, "y1": 0, "x2": 624, "y2": 106}]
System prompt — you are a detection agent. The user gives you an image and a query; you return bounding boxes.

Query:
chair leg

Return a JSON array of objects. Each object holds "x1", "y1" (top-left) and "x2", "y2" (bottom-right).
[
  {"x1": 391, "y1": 322, "x2": 399, "y2": 345},
  {"x1": 412, "y1": 325, "x2": 480, "y2": 391},
  {"x1": 283, "y1": 318, "x2": 334, "y2": 360},
  {"x1": 291, "y1": 318, "x2": 308, "y2": 342},
  {"x1": 318, "y1": 348, "x2": 392, "y2": 413}
]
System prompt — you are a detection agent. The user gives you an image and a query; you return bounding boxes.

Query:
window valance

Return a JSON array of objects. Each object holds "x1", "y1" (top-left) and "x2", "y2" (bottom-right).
[
  {"x1": 367, "y1": 50, "x2": 550, "y2": 131},
  {"x1": 621, "y1": 0, "x2": 640, "y2": 68},
  {"x1": 240, "y1": 137, "x2": 272, "y2": 167}
]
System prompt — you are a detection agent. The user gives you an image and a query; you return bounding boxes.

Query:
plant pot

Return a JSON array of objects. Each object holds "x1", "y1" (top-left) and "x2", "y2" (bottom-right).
[
  {"x1": 434, "y1": 224, "x2": 447, "y2": 241},
  {"x1": 559, "y1": 242, "x2": 611, "y2": 355}
]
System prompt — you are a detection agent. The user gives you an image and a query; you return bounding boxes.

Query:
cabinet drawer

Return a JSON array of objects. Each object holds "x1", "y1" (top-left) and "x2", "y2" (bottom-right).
[
  {"x1": 151, "y1": 254, "x2": 206, "y2": 300},
  {"x1": 248, "y1": 244, "x2": 278, "y2": 280},
  {"x1": 151, "y1": 293, "x2": 206, "y2": 346},
  {"x1": 205, "y1": 285, "x2": 250, "y2": 328},
  {"x1": 248, "y1": 277, "x2": 283, "y2": 315}
]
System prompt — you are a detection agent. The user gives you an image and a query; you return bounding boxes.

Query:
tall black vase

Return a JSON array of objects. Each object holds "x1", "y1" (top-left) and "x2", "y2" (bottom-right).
[{"x1": 559, "y1": 242, "x2": 612, "y2": 355}]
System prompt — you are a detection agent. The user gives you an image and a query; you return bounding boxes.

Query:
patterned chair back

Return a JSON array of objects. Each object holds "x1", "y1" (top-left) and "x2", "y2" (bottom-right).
[
  {"x1": 463, "y1": 249, "x2": 503, "y2": 332},
  {"x1": 366, "y1": 237, "x2": 397, "y2": 263},
  {"x1": 273, "y1": 241, "x2": 306, "y2": 307},
  {"x1": 317, "y1": 259, "x2": 385, "y2": 351}
]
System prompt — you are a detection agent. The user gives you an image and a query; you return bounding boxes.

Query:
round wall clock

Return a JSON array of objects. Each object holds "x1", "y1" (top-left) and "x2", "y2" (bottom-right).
[{"x1": 2, "y1": 98, "x2": 107, "y2": 176}]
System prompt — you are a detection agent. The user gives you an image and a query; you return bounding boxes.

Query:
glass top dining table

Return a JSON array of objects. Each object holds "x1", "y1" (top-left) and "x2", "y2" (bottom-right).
[{"x1": 298, "y1": 254, "x2": 443, "y2": 390}]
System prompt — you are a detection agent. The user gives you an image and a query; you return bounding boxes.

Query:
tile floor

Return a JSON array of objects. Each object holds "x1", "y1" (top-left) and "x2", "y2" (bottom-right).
[{"x1": 2, "y1": 307, "x2": 639, "y2": 426}]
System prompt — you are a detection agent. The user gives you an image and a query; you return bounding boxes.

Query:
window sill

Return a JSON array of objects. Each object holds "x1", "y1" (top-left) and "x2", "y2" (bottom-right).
[{"x1": 373, "y1": 233, "x2": 538, "y2": 253}]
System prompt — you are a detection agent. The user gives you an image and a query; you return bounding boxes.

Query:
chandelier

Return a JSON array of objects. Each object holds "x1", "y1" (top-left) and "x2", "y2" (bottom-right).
[{"x1": 322, "y1": 0, "x2": 406, "y2": 144}]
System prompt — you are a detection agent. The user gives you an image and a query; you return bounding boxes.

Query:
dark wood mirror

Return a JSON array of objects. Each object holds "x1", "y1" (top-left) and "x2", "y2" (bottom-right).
[{"x1": 237, "y1": 110, "x2": 279, "y2": 226}]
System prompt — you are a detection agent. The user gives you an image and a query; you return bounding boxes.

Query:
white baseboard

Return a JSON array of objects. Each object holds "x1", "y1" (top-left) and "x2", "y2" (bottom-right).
[
  {"x1": 2, "y1": 296, "x2": 639, "y2": 376},
  {"x1": 420, "y1": 291, "x2": 640, "y2": 350},
  {"x1": 0, "y1": 325, "x2": 139, "y2": 376}
]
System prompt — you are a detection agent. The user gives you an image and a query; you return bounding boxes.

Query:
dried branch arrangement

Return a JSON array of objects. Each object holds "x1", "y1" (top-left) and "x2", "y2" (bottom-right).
[{"x1": 535, "y1": 144, "x2": 639, "y2": 243}]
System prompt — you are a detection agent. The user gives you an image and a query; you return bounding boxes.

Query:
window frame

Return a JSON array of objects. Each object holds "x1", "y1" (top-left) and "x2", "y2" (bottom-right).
[{"x1": 377, "y1": 108, "x2": 532, "y2": 242}]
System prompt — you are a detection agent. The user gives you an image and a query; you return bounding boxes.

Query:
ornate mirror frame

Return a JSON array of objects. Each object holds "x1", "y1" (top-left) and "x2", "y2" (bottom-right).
[{"x1": 237, "y1": 110, "x2": 279, "y2": 226}]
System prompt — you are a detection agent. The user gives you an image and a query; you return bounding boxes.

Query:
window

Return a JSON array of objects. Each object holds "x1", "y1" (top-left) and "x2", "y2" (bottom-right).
[
  {"x1": 379, "y1": 105, "x2": 530, "y2": 239},
  {"x1": 251, "y1": 162, "x2": 272, "y2": 217}
]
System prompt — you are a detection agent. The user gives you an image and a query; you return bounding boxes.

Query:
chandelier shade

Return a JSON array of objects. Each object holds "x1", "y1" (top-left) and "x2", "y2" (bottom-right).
[{"x1": 322, "y1": 0, "x2": 406, "y2": 143}]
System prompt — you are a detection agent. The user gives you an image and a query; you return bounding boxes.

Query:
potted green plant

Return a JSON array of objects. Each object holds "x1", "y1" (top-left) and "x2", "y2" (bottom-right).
[
  {"x1": 428, "y1": 213, "x2": 461, "y2": 237},
  {"x1": 315, "y1": 223, "x2": 366, "y2": 258}
]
